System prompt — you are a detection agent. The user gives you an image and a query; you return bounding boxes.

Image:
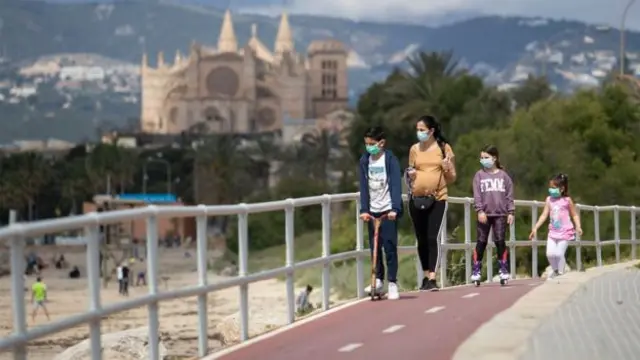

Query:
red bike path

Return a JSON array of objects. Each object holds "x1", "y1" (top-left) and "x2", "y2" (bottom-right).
[{"x1": 214, "y1": 279, "x2": 541, "y2": 360}]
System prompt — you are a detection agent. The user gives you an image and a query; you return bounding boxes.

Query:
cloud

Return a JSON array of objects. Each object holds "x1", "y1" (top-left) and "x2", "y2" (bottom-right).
[{"x1": 245, "y1": 0, "x2": 640, "y2": 30}]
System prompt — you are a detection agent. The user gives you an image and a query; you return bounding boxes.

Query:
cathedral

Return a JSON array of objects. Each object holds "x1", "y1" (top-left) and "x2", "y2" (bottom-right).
[{"x1": 140, "y1": 10, "x2": 349, "y2": 135}]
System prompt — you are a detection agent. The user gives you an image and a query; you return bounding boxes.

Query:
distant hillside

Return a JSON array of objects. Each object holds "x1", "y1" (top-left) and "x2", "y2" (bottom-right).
[
  {"x1": 1, "y1": 0, "x2": 640, "y2": 143},
  {"x1": 3, "y1": 1, "x2": 639, "y2": 69}
]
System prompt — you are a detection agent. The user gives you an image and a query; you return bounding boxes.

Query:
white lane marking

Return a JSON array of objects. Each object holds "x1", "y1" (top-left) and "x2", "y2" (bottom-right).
[
  {"x1": 338, "y1": 343, "x2": 363, "y2": 352},
  {"x1": 500, "y1": 286, "x2": 512, "y2": 290},
  {"x1": 382, "y1": 325, "x2": 405, "y2": 333},
  {"x1": 529, "y1": 283, "x2": 538, "y2": 286},
  {"x1": 425, "y1": 306, "x2": 446, "y2": 314},
  {"x1": 462, "y1": 292, "x2": 479, "y2": 298}
]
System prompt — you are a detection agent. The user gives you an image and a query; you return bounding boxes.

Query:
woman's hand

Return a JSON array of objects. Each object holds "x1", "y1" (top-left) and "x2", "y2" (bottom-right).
[
  {"x1": 407, "y1": 168, "x2": 417, "y2": 180},
  {"x1": 442, "y1": 156, "x2": 452, "y2": 172},
  {"x1": 528, "y1": 230, "x2": 536, "y2": 240},
  {"x1": 507, "y1": 214, "x2": 514, "y2": 225},
  {"x1": 478, "y1": 211, "x2": 487, "y2": 224}
]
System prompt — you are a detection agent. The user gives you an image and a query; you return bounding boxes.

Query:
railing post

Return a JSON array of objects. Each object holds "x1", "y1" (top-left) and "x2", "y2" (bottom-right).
[
  {"x1": 321, "y1": 194, "x2": 331, "y2": 311},
  {"x1": 594, "y1": 207, "x2": 602, "y2": 267},
  {"x1": 509, "y1": 215, "x2": 516, "y2": 280},
  {"x1": 237, "y1": 204, "x2": 250, "y2": 341},
  {"x1": 632, "y1": 206, "x2": 637, "y2": 260},
  {"x1": 614, "y1": 206, "x2": 620, "y2": 263},
  {"x1": 196, "y1": 206, "x2": 208, "y2": 357},
  {"x1": 486, "y1": 229, "x2": 493, "y2": 282},
  {"x1": 575, "y1": 206, "x2": 582, "y2": 271},
  {"x1": 85, "y1": 219, "x2": 102, "y2": 360},
  {"x1": 9, "y1": 210, "x2": 27, "y2": 360},
  {"x1": 355, "y1": 197, "x2": 365, "y2": 299},
  {"x1": 439, "y1": 203, "x2": 448, "y2": 287},
  {"x1": 464, "y1": 199, "x2": 472, "y2": 284},
  {"x1": 146, "y1": 209, "x2": 160, "y2": 360},
  {"x1": 531, "y1": 203, "x2": 539, "y2": 278},
  {"x1": 284, "y1": 199, "x2": 295, "y2": 324}
]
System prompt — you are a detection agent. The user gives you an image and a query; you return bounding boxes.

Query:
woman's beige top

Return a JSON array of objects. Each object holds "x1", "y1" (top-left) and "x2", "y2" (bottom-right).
[{"x1": 409, "y1": 142, "x2": 455, "y2": 201}]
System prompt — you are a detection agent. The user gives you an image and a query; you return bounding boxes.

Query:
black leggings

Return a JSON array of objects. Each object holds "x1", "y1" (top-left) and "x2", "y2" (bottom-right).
[
  {"x1": 409, "y1": 199, "x2": 447, "y2": 273},
  {"x1": 474, "y1": 216, "x2": 509, "y2": 269}
]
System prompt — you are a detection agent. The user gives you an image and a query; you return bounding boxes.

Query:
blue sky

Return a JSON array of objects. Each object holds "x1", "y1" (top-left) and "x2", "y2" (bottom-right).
[{"x1": 240, "y1": 0, "x2": 640, "y2": 30}]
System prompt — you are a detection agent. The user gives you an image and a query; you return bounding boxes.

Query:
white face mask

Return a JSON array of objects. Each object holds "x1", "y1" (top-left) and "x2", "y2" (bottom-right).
[{"x1": 417, "y1": 131, "x2": 429, "y2": 142}]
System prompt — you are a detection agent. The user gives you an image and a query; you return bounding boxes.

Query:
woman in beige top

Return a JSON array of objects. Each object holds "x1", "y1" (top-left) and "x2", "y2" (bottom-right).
[{"x1": 405, "y1": 115, "x2": 456, "y2": 291}]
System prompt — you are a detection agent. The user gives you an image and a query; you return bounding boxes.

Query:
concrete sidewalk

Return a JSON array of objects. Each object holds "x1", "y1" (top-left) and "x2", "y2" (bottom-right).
[{"x1": 453, "y1": 260, "x2": 640, "y2": 360}]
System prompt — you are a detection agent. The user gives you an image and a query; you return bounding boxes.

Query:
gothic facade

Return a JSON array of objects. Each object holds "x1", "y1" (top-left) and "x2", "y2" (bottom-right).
[{"x1": 140, "y1": 11, "x2": 349, "y2": 135}]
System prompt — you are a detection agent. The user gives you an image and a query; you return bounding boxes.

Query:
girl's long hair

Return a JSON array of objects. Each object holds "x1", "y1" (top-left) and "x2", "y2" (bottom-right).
[{"x1": 481, "y1": 144, "x2": 503, "y2": 169}]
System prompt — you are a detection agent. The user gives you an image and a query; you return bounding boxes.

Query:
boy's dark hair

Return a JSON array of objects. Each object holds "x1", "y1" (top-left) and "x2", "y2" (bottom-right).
[
  {"x1": 36, "y1": 277, "x2": 41, "y2": 282},
  {"x1": 364, "y1": 126, "x2": 385, "y2": 141},
  {"x1": 481, "y1": 144, "x2": 504, "y2": 169},
  {"x1": 306, "y1": 284, "x2": 313, "y2": 293},
  {"x1": 551, "y1": 173, "x2": 569, "y2": 196}
]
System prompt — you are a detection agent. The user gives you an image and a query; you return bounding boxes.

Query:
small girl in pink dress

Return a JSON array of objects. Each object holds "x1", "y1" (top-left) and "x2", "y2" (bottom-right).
[{"x1": 529, "y1": 174, "x2": 583, "y2": 279}]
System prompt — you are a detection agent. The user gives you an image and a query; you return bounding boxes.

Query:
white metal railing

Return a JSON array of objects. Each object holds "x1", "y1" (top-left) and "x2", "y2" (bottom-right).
[{"x1": 0, "y1": 193, "x2": 637, "y2": 359}]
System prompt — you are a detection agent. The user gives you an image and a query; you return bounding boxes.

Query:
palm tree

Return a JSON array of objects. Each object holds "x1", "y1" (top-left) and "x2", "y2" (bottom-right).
[
  {"x1": 385, "y1": 51, "x2": 465, "y2": 126},
  {"x1": 85, "y1": 144, "x2": 136, "y2": 195}
]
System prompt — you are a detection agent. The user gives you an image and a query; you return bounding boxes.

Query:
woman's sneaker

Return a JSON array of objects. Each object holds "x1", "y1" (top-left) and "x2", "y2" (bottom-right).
[
  {"x1": 388, "y1": 282, "x2": 400, "y2": 300},
  {"x1": 420, "y1": 278, "x2": 439, "y2": 291}
]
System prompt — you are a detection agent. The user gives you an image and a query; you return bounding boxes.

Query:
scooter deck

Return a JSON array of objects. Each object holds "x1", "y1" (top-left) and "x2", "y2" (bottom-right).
[{"x1": 369, "y1": 291, "x2": 386, "y2": 301}]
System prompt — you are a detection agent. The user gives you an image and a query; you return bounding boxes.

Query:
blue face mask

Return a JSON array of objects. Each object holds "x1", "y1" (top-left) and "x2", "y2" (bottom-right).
[
  {"x1": 366, "y1": 144, "x2": 381, "y2": 155},
  {"x1": 548, "y1": 188, "x2": 561, "y2": 198},
  {"x1": 417, "y1": 131, "x2": 429, "y2": 142},
  {"x1": 480, "y1": 158, "x2": 494, "y2": 169}
]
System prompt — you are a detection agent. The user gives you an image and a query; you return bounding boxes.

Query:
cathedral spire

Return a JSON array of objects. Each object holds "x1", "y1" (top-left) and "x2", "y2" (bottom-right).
[
  {"x1": 274, "y1": 12, "x2": 294, "y2": 54},
  {"x1": 157, "y1": 51, "x2": 164, "y2": 67},
  {"x1": 217, "y1": 9, "x2": 238, "y2": 53},
  {"x1": 141, "y1": 52, "x2": 148, "y2": 70},
  {"x1": 174, "y1": 49, "x2": 182, "y2": 64}
]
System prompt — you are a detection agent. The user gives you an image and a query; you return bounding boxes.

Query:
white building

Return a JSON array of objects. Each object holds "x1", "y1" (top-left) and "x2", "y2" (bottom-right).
[
  {"x1": 9, "y1": 86, "x2": 37, "y2": 98},
  {"x1": 59, "y1": 66, "x2": 105, "y2": 81}
]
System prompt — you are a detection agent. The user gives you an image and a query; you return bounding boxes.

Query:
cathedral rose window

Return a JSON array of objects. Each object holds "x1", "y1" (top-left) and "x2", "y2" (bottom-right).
[{"x1": 206, "y1": 66, "x2": 239, "y2": 97}]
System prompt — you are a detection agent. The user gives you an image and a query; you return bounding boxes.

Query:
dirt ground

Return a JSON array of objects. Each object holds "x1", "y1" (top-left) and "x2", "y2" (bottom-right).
[{"x1": 0, "y1": 245, "x2": 341, "y2": 359}]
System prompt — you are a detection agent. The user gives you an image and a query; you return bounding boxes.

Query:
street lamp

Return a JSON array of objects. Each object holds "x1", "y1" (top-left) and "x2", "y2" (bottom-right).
[
  {"x1": 620, "y1": 0, "x2": 636, "y2": 76},
  {"x1": 142, "y1": 157, "x2": 172, "y2": 195}
]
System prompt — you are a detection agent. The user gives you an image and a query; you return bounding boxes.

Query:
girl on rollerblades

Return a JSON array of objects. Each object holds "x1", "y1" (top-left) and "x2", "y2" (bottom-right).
[
  {"x1": 529, "y1": 173, "x2": 583, "y2": 280},
  {"x1": 471, "y1": 145, "x2": 514, "y2": 286}
]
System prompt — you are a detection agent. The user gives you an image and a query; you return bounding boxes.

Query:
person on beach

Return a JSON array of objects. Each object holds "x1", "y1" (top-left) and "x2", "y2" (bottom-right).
[
  {"x1": 405, "y1": 115, "x2": 456, "y2": 291},
  {"x1": 358, "y1": 126, "x2": 403, "y2": 300},
  {"x1": 296, "y1": 284, "x2": 313, "y2": 314},
  {"x1": 529, "y1": 173, "x2": 583, "y2": 279},
  {"x1": 471, "y1": 145, "x2": 515, "y2": 284},
  {"x1": 31, "y1": 277, "x2": 50, "y2": 323}
]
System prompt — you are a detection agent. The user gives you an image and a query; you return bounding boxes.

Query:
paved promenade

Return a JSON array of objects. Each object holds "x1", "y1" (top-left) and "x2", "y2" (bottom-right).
[
  {"x1": 520, "y1": 267, "x2": 640, "y2": 360},
  {"x1": 208, "y1": 261, "x2": 640, "y2": 360},
  {"x1": 454, "y1": 260, "x2": 640, "y2": 360},
  {"x1": 208, "y1": 280, "x2": 540, "y2": 360}
]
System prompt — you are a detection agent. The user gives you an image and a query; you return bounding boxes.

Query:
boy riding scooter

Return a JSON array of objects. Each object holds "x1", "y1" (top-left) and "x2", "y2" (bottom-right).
[{"x1": 358, "y1": 126, "x2": 403, "y2": 300}]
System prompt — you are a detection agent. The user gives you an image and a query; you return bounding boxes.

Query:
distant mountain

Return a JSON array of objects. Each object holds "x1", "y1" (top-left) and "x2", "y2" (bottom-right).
[{"x1": 1, "y1": 0, "x2": 640, "y2": 142}]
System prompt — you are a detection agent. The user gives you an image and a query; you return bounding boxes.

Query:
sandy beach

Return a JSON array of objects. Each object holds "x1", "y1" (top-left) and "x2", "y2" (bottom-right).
[{"x1": 0, "y1": 246, "x2": 342, "y2": 359}]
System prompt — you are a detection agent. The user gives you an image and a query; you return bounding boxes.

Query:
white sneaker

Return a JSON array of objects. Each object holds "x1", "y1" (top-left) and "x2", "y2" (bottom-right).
[
  {"x1": 388, "y1": 282, "x2": 400, "y2": 300},
  {"x1": 364, "y1": 278, "x2": 383, "y2": 293},
  {"x1": 499, "y1": 272, "x2": 510, "y2": 281},
  {"x1": 547, "y1": 270, "x2": 560, "y2": 281},
  {"x1": 470, "y1": 273, "x2": 481, "y2": 282}
]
